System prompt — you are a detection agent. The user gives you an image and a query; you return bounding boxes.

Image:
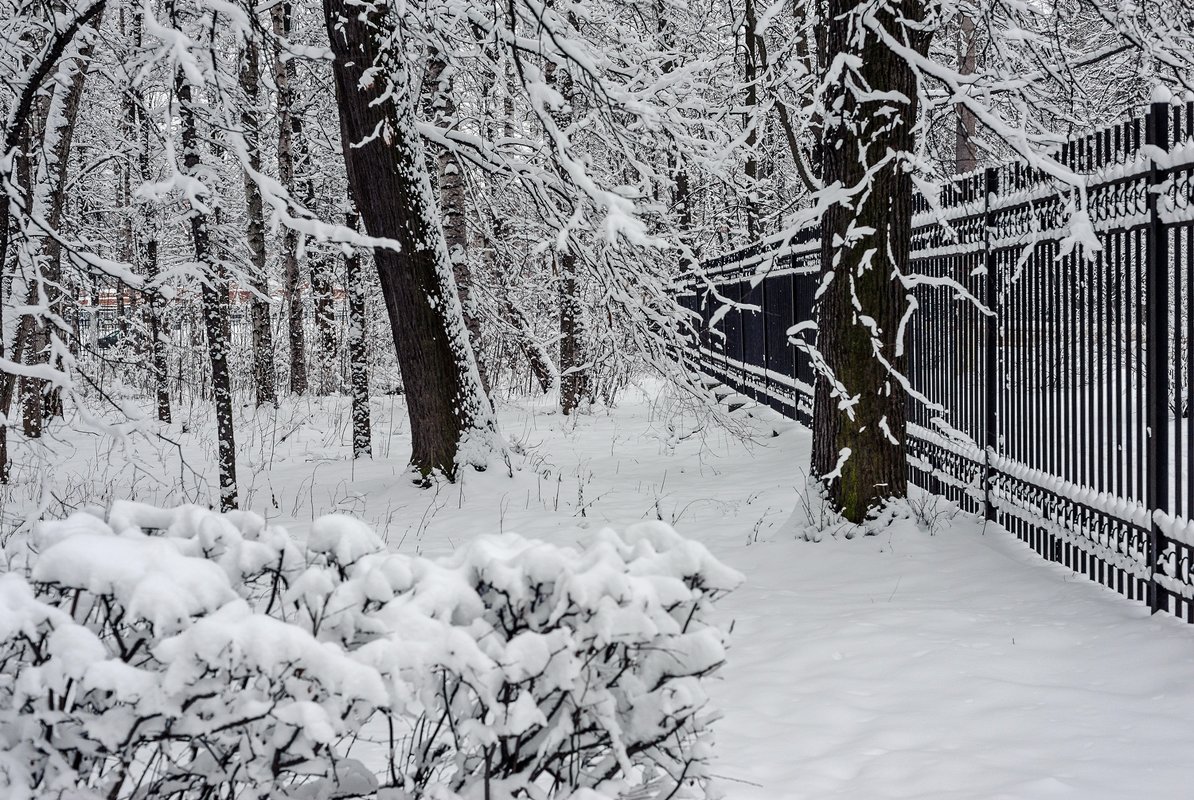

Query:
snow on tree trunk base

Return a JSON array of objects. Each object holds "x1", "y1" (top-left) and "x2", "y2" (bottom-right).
[{"x1": 0, "y1": 502, "x2": 741, "y2": 800}]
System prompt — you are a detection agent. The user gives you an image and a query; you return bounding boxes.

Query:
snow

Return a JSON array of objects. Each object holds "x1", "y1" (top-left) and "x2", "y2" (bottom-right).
[{"x1": 5, "y1": 387, "x2": 1194, "y2": 797}]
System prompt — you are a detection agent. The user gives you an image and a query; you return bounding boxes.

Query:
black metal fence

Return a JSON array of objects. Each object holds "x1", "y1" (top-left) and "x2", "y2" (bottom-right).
[{"x1": 679, "y1": 98, "x2": 1194, "y2": 622}]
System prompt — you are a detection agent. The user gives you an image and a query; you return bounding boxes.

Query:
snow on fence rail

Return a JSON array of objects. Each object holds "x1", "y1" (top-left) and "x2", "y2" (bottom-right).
[{"x1": 678, "y1": 97, "x2": 1194, "y2": 623}]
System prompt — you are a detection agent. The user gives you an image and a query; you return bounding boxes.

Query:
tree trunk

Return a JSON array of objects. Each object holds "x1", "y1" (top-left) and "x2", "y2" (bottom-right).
[
  {"x1": 271, "y1": 0, "x2": 307, "y2": 395},
  {"x1": 503, "y1": 294, "x2": 556, "y2": 394},
  {"x1": 173, "y1": 24, "x2": 238, "y2": 510},
  {"x1": 425, "y1": 55, "x2": 488, "y2": 394},
  {"x1": 310, "y1": 250, "x2": 338, "y2": 394},
  {"x1": 955, "y1": 14, "x2": 978, "y2": 174},
  {"x1": 811, "y1": 0, "x2": 931, "y2": 522},
  {"x1": 742, "y1": 0, "x2": 761, "y2": 239},
  {"x1": 18, "y1": 118, "x2": 42, "y2": 439},
  {"x1": 546, "y1": 62, "x2": 589, "y2": 414},
  {"x1": 345, "y1": 205, "x2": 371, "y2": 458},
  {"x1": 323, "y1": 0, "x2": 498, "y2": 480},
  {"x1": 558, "y1": 250, "x2": 588, "y2": 415},
  {"x1": 131, "y1": 18, "x2": 171, "y2": 423},
  {"x1": 239, "y1": 36, "x2": 277, "y2": 407}
]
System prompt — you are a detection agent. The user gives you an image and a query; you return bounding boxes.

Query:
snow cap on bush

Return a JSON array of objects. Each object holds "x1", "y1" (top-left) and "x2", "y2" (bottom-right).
[{"x1": 0, "y1": 504, "x2": 741, "y2": 800}]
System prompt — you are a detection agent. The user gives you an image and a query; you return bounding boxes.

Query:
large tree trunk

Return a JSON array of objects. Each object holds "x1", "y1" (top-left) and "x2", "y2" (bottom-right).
[
  {"x1": 271, "y1": 0, "x2": 307, "y2": 395},
  {"x1": 344, "y1": 205, "x2": 371, "y2": 458},
  {"x1": 811, "y1": 0, "x2": 931, "y2": 523},
  {"x1": 239, "y1": 36, "x2": 277, "y2": 407},
  {"x1": 323, "y1": 0, "x2": 498, "y2": 480},
  {"x1": 172, "y1": 19, "x2": 237, "y2": 510}
]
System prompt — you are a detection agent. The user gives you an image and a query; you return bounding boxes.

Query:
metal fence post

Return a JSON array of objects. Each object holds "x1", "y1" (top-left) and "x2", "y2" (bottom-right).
[
  {"x1": 984, "y1": 167, "x2": 999, "y2": 522},
  {"x1": 1146, "y1": 94, "x2": 1171, "y2": 614}
]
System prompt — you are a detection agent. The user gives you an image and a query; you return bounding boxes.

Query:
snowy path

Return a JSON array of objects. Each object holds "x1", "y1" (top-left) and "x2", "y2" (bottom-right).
[{"x1": 8, "y1": 389, "x2": 1194, "y2": 797}]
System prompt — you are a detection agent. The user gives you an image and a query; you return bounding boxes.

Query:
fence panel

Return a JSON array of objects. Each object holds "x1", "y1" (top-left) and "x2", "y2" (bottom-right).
[{"x1": 680, "y1": 98, "x2": 1194, "y2": 622}]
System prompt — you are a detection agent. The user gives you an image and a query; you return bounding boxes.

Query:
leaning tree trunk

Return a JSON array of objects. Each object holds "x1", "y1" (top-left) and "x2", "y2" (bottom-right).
[
  {"x1": 36, "y1": 7, "x2": 101, "y2": 421},
  {"x1": 344, "y1": 204, "x2": 371, "y2": 458},
  {"x1": 271, "y1": 0, "x2": 307, "y2": 395},
  {"x1": 239, "y1": 36, "x2": 277, "y2": 408},
  {"x1": 810, "y1": 0, "x2": 931, "y2": 523},
  {"x1": 174, "y1": 47, "x2": 238, "y2": 511},
  {"x1": 323, "y1": 0, "x2": 498, "y2": 480}
]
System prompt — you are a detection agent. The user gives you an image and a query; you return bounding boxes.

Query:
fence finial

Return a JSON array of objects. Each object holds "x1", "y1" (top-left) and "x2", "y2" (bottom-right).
[{"x1": 1150, "y1": 84, "x2": 1173, "y2": 105}]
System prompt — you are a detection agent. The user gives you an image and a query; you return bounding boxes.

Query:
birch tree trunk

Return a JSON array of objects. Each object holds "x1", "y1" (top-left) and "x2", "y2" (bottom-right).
[
  {"x1": 271, "y1": 0, "x2": 307, "y2": 395},
  {"x1": 424, "y1": 56, "x2": 487, "y2": 393},
  {"x1": 811, "y1": 0, "x2": 931, "y2": 522},
  {"x1": 239, "y1": 36, "x2": 277, "y2": 407},
  {"x1": 323, "y1": 0, "x2": 499, "y2": 479}
]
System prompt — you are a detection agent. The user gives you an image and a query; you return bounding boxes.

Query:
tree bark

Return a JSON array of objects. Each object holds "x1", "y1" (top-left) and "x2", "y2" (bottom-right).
[
  {"x1": 239, "y1": 36, "x2": 277, "y2": 408},
  {"x1": 811, "y1": 0, "x2": 931, "y2": 522},
  {"x1": 271, "y1": 0, "x2": 307, "y2": 395},
  {"x1": 345, "y1": 205, "x2": 371, "y2": 458},
  {"x1": 323, "y1": 0, "x2": 498, "y2": 479}
]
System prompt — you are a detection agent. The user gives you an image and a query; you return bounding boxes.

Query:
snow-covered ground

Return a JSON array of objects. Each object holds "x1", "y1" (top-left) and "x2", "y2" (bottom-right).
[{"x1": 5, "y1": 385, "x2": 1194, "y2": 798}]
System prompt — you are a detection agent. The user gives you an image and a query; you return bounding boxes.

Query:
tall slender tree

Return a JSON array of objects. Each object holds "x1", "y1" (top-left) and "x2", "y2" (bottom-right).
[
  {"x1": 169, "y1": 0, "x2": 237, "y2": 510},
  {"x1": 238, "y1": 33, "x2": 277, "y2": 408},
  {"x1": 271, "y1": 0, "x2": 307, "y2": 395}
]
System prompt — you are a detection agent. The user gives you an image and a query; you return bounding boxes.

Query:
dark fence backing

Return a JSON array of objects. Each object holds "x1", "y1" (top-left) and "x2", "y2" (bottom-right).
[{"x1": 679, "y1": 98, "x2": 1194, "y2": 622}]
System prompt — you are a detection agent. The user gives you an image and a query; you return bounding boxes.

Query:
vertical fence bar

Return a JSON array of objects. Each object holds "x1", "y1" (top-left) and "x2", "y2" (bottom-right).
[
  {"x1": 984, "y1": 167, "x2": 999, "y2": 521},
  {"x1": 1146, "y1": 96, "x2": 1171, "y2": 614}
]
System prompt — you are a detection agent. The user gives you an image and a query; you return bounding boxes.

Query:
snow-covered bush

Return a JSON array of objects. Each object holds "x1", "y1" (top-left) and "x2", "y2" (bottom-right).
[{"x1": 0, "y1": 503, "x2": 741, "y2": 800}]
